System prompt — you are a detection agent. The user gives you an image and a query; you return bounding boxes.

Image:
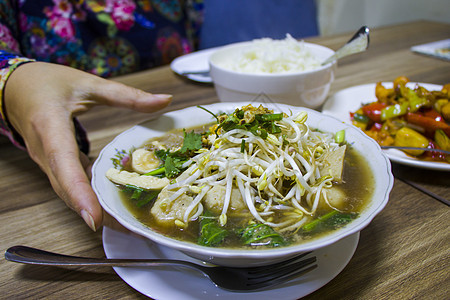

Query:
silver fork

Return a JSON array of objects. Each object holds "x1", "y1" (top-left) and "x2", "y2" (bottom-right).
[{"x1": 5, "y1": 245, "x2": 317, "y2": 291}]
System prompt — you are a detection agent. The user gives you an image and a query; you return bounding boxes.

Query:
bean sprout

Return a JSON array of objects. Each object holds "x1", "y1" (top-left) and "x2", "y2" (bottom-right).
[{"x1": 162, "y1": 105, "x2": 345, "y2": 232}]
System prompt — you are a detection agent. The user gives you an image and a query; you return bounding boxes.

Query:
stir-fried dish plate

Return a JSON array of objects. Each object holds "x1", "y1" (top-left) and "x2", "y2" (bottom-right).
[{"x1": 322, "y1": 82, "x2": 450, "y2": 171}]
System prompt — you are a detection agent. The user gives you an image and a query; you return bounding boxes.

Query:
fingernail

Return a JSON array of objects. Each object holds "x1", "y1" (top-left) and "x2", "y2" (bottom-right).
[
  {"x1": 155, "y1": 94, "x2": 172, "y2": 100},
  {"x1": 81, "y1": 209, "x2": 97, "y2": 232}
]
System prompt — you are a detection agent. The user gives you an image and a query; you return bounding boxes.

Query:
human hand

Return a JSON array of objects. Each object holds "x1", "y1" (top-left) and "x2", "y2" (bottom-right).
[{"x1": 4, "y1": 62, "x2": 172, "y2": 231}]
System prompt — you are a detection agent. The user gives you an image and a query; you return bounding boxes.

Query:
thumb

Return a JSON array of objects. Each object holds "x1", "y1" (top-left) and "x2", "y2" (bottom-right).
[{"x1": 88, "y1": 78, "x2": 172, "y2": 113}]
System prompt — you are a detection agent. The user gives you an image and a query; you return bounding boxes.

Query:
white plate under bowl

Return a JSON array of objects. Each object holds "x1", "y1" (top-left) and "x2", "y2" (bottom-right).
[
  {"x1": 103, "y1": 227, "x2": 360, "y2": 300},
  {"x1": 170, "y1": 47, "x2": 220, "y2": 83},
  {"x1": 322, "y1": 82, "x2": 450, "y2": 171}
]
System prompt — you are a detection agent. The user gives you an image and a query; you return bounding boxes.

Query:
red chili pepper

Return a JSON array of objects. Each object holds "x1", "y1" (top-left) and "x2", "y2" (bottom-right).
[
  {"x1": 406, "y1": 113, "x2": 450, "y2": 137},
  {"x1": 422, "y1": 140, "x2": 446, "y2": 161},
  {"x1": 423, "y1": 109, "x2": 444, "y2": 122},
  {"x1": 370, "y1": 122, "x2": 383, "y2": 131},
  {"x1": 362, "y1": 102, "x2": 387, "y2": 123}
]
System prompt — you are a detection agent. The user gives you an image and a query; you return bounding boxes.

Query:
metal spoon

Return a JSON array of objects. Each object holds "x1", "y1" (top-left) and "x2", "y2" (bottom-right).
[
  {"x1": 180, "y1": 70, "x2": 211, "y2": 77},
  {"x1": 321, "y1": 26, "x2": 370, "y2": 66}
]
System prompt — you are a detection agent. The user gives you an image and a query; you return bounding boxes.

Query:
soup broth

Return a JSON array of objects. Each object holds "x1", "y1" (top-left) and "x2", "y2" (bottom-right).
[{"x1": 117, "y1": 126, "x2": 374, "y2": 249}]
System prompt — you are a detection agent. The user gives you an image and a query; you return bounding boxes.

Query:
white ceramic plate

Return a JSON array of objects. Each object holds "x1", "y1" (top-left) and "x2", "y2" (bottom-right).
[
  {"x1": 103, "y1": 227, "x2": 360, "y2": 300},
  {"x1": 170, "y1": 47, "x2": 221, "y2": 83},
  {"x1": 410, "y1": 39, "x2": 450, "y2": 61},
  {"x1": 92, "y1": 102, "x2": 392, "y2": 267},
  {"x1": 322, "y1": 82, "x2": 450, "y2": 171}
]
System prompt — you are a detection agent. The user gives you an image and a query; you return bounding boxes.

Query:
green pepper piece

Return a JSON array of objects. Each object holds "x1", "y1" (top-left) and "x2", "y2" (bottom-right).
[
  {"x1": 435, "y1": 129, "x2": 450, "y2": 152},
  {"x1": 353, "y1": 113, "x2": 370, "y2": 123},
  {"x1": 400, "y1": 85, "x2": 427, "y2": 113},
  {"x1": 381, "y1": 102, "x2": 409, "y2": 121}
]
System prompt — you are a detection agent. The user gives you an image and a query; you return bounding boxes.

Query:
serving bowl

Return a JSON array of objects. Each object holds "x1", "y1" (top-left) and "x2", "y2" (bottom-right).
[
  {"x1": 209, "y1": 41, "x2": 337, "y2": 108},
  {"x1": 92, "y1": 102, "x2": 393, "y2": 267}
]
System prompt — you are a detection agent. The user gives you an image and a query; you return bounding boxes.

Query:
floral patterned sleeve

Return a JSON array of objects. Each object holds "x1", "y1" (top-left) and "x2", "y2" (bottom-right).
[
  {"x1": 0, "y1": 1, "x2": 36, "y2": 150},
  {"x1": 1, "y1": 6, "x2": 90, "y2": 153},
  {"x1": 0, "y1": 0, "x2": 204, "y2": 153}
]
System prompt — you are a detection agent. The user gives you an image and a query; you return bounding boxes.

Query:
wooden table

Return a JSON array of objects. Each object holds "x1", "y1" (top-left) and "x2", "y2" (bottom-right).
[{"x1": 1, "y1": 21, "x2": 449, "y2": 299}]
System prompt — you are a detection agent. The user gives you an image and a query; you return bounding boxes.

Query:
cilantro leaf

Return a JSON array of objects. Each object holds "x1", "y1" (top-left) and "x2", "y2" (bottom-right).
[
  {"x1": 164, "y1": 155, "x2": 186, "y2": 178},
  {"x1": 153, "y1": 130, "x2": 203, "y2": 178},
  {"x1": 180, "y1": 130, "x2": 202, "y2": 153},
  {"x1": 155, "y1": 149, "x2": 170, "y2": 161}
]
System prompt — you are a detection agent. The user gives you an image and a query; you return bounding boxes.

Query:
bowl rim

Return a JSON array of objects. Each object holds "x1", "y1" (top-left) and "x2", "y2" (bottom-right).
[
  {"x1": 92, "y1": 102, "x2": 393, "y2": 260},
  {"x1": 209, "y1": 41, "x2": 336, "y2": 78}
]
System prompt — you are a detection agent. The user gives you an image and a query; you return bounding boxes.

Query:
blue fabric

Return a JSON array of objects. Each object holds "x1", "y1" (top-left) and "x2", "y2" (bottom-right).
[{"x1": 199, "y1": 0, "x2": 319, "y2": 49}]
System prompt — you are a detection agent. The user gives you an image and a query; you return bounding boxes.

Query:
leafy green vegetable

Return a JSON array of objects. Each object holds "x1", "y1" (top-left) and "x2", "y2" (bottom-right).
[
  {"x1": 123, "y1": 185, "x2": 160, "y2": 207},
  {"x1": 154, "y1": 130, "x2": 203, "y2": 178},
  {"x1": 198, "y1": 212, "x2": 228, "y2": 247},
  {"x1": 239, "y1": 223, "x2": 286, "y2": 247},
  {"x1": 198, "y1": 105, "x2": 284, "y2": 140},
  {"x1": 180, "y1": 130, "x2": 203, "y2": 153},
  {"x1": 302, "y1": 210, "x2": 357, "y2": 233},
  {"x1": 165, "y1": 155, "x2": 186, "y2": 178},
  {"x1": 213, "y1": 108, "x2": 284, "y2": 139},
  {"x1": 136, "y1": 190, "x2": 160, "y2": 207}
]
